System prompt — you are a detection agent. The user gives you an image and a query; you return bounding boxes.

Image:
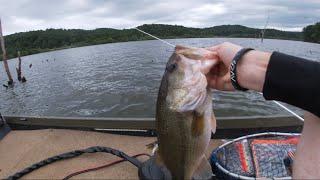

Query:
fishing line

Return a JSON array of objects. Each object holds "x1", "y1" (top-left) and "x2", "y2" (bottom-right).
[
  {"x1": 134, "y1": 28, "x2": 304, "y2": 122},
  {"x1": 258, "y1": 92, "x2": 304, "y2": 122},
  {"x1": 134, "y1": 28, "x2": 175, "y2": 47},
  {"x1": 273, "y1": 101, "x2": 304, "y2": 122}
]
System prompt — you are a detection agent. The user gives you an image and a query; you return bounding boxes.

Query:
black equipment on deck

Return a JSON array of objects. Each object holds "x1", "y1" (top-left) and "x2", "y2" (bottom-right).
[{"x1": 0, "y1": 112, "x2": 11, "y2": 140}]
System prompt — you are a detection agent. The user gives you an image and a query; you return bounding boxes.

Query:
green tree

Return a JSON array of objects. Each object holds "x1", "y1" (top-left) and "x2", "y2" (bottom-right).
[{"x1": 303, "y1": 22, "x2": 320, "y2": 43}]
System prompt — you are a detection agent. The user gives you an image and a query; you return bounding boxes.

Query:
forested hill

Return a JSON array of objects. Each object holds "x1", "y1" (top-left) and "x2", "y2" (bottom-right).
[{"x1": 2, "y1": 24, "x2": 303, "y2": 60}]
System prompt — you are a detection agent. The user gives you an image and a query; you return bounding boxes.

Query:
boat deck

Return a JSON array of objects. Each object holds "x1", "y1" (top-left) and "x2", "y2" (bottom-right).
[{"x1": 0, "y1": 129, "x2": 223, "y2": 179}]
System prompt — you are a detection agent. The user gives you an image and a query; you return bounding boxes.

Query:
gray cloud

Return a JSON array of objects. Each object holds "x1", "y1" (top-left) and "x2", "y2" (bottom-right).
[{"x1": 0, "y1": 0, "x2": 319, "y2": 35}]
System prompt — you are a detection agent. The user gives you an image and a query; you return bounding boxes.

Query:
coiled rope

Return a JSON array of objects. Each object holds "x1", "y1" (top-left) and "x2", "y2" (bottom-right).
[{"x1": 7, "y1": 146, "x2": 142, "y2": 180}]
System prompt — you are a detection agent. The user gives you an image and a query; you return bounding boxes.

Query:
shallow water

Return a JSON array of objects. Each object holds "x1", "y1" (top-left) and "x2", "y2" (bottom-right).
[{"x1": 0, "y1": 38, "x2": 319, "y2": 118}]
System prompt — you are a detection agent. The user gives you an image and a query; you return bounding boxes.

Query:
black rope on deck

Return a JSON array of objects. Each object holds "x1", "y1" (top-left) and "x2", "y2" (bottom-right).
[{"x1": 7, "y1": 146, "x2": 143, "y2": 180}]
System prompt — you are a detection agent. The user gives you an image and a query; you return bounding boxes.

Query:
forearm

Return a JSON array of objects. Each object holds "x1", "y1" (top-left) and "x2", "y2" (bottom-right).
[
  {"x1": 237, "y1": 50, "x2": 271, "y2": 92},
  {"x1": 263, "y1": 52, "x2": 320, "y2": 117},
  {"x1": 236, "y1": 49, "x2": 320, "y2": 117}
]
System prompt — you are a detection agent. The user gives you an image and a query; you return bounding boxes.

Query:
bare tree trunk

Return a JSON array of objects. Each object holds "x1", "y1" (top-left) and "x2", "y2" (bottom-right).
[
  {"x1": 16, "y1": 51, "x2": 22, "y2": 81},
  {"x1": 0, "y1": 18, "x2": 13, "y2": 85}
]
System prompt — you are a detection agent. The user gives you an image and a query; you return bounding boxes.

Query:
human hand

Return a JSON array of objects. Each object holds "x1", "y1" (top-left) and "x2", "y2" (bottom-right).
[
  {"x1": 206, "y1": 42, "x2": 271, "y2": 92},
  {"x1": 206, "y1": 42, "x2": 242, "y2": 91}
]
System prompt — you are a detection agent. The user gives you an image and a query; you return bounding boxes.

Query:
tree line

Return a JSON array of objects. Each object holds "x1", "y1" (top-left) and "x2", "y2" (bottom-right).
[
  {"x1": 0, "y1": 24, "x2": 305, "y2": 60},
  {"x1": 303, "y1": 22, "x2": 320, "y2": 43}
]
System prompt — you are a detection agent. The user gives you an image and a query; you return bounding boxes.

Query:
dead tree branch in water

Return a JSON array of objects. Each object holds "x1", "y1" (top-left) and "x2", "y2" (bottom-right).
[
  {"x1": 16, "y1": 51, "x2": 21, "y2": 81},
  {"x1": 0, "y1": 18, "x2": 14, "y2": 85},
  {"x1": 16, "y1": 51, "x2": 26, "y2": 82}
]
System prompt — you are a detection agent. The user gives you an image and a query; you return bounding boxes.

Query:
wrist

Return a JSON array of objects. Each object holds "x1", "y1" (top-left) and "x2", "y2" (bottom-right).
[{"x1": 237, "y1": 50, "x2": 271, "y2": 92}]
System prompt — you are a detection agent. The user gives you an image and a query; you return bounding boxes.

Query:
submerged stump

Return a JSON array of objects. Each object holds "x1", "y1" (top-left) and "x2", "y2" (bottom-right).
[{"x1": 16, "y1": 51, "x2": 26, "y2": 82}]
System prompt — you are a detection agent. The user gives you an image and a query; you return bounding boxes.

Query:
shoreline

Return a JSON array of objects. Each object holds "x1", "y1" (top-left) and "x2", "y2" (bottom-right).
[{"x1": 2, "y1": 36, "x2": 309, "y2": 61}]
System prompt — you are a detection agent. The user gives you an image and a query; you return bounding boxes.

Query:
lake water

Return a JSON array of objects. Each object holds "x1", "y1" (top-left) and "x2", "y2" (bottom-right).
[{"x1": 0, "y1": 38, "x2": 319, "y2": 118}]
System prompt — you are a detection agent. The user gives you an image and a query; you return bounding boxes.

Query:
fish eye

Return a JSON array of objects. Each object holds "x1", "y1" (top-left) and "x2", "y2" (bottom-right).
[{"x1": 166, "y1": 63, "x2": 178, "y2": 73}]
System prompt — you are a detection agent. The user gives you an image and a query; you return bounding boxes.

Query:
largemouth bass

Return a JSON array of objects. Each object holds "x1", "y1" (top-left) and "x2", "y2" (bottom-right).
[{"x1": 156, "y1": 45, "x2": 218, "y2": 179}]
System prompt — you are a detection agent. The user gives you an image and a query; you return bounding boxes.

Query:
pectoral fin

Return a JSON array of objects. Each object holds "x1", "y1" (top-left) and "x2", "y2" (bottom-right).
[
  {"x1": 211, "y1": 113, "x2": 217, "y2": 134},
  {"x1": 192, "y1": 155, "x2": 213, "y2": 180},
  {"x1": 191, "y1": 112, "x2": 205, "y2": 137}
]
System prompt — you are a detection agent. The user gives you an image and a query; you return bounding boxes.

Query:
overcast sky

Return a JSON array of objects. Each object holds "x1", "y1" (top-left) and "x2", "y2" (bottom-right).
[{"x1": 0, "y1": 0, "x2": 319, "y2": 35}]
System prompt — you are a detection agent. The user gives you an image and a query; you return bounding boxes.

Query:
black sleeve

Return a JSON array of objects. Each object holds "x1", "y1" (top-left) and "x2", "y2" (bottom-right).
[{"x1": 263, "y1": 52, "x2": 320, "y2": 117}]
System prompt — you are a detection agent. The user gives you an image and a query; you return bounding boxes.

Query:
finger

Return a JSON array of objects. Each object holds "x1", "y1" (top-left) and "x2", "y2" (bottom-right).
[
  {"x1": 223, "y1": 83, "x2": 234, "y2": 91},
  {"x1": 215, "y1": 81, "x2": 234, "y2": 91},
  {"x1": 207, "y1": 63, "x2": 221, "y2": 76},
  {"x1": 219, "y1": 63, "x2": 229, "y2": 76},
  {"x1": 221, "y1": 74, "x2": 235, "y2": 91},
  {"x1": 206, "y1": 45, "x2": 220, "y2": 52},
  {"x1": 208, "y1": 61, "x2": 229, "y2": 77},
  {"x1": 204, "y1": 51, "x2": 218, "y2": 60},
  {"x1": 214, "y1": 75, "x2": 235, "y2": 91},
  {"x1": 175, "y1": 45, "x2": 188, "y2": 51},
  {"x1": 207, "y1": 76, "x2": 217, "y2": 88}
]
